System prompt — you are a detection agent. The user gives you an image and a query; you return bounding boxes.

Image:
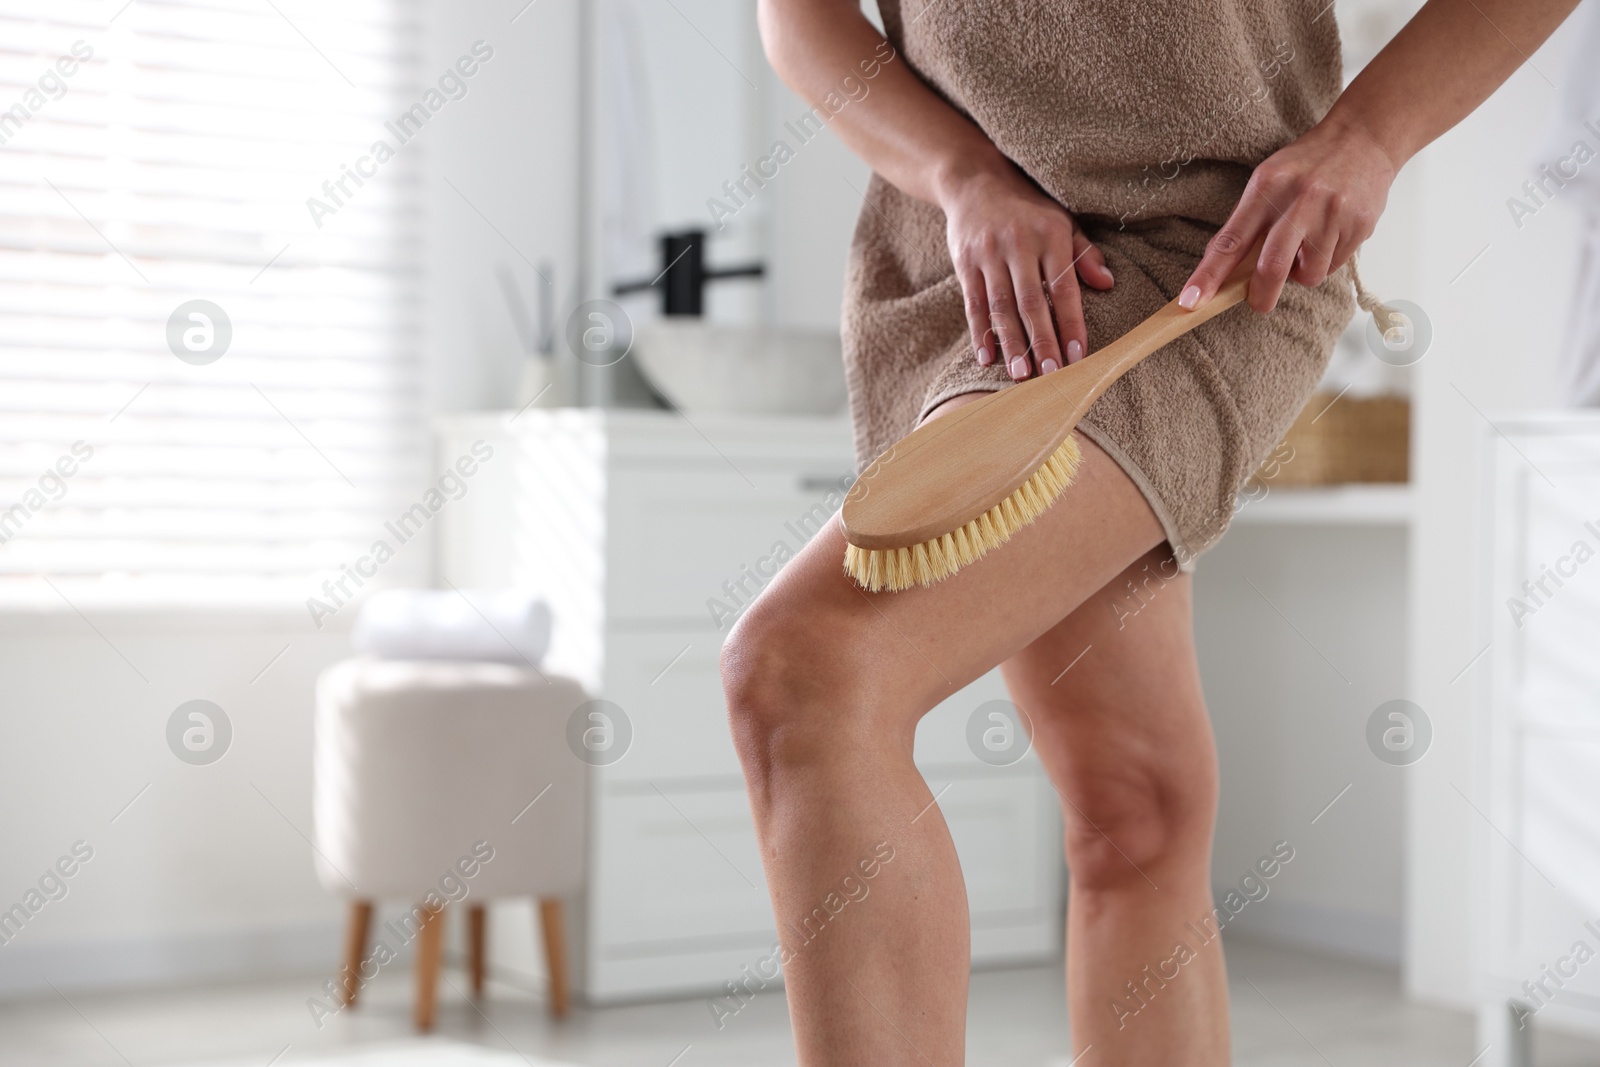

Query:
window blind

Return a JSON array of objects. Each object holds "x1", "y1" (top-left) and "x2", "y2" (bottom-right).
[{"x1": 0, "y1": 0, "x2": 427, "y2": 609}]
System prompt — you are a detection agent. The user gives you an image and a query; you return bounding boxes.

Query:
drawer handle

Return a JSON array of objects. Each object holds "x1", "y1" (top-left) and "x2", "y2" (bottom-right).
[{"x1": 798, "y1": 474, "x2": 853, "y2": 494}]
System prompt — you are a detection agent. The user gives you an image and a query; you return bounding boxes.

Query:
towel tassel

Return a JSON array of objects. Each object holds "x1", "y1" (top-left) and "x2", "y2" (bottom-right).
[{"x1": 1347, "y1": 253, "x2": 1409, "y2": 345}]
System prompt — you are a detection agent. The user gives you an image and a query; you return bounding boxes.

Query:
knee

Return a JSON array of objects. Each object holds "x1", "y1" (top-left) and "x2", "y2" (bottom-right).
[
  {"x1": 720, "y1": 595, "x2": 899, "y2": 787},
  {"x1": 1060, "y1": 766, "x2": 1216, "y2": 892}
]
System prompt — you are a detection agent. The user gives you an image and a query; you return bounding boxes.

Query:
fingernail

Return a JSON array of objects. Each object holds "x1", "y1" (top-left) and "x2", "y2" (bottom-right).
[
  {"x1": 976, "y1": 345, "x2": 992, "y2": 366},
  {"x1": 1179, "y1": 285, "x2": 1201, "y2": 310},
  {"x1": 1008, "y1": 356, "x2": 1028, "y2": 380},
  {"x1": 1066, "y1": 339, "x2": 1083, "y2": 364},
  {"x1": 1103, "y1": 268, "x2": 1114, "y2": 283},
  {"x1": 1039, "y1": 357, "x2": 1060, "y2": 374}
]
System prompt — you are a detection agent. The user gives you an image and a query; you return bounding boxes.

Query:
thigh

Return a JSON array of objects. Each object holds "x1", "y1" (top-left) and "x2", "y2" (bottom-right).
[
  {"x1": 1000, "y1": 548, "x2": 1219, "y2": 873},
  {"x1": 723, "y1": 429, "x2": 1166, "y2": 734}
]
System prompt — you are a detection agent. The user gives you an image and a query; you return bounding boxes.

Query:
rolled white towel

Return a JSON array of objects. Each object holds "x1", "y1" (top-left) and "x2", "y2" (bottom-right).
[{"x1": 352, "y1": 588, "x2": 553, "y2": 666}]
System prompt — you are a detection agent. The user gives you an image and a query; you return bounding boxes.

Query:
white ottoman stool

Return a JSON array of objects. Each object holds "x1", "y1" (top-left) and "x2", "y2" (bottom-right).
[{"x1": 313, "y1": 657, "x2": 588, "y2": 1029}]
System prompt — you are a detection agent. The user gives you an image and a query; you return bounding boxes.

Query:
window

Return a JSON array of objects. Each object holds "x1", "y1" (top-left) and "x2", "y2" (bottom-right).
[{"x1": 0, "y1": 0, "x2": 425, "y2": 609}]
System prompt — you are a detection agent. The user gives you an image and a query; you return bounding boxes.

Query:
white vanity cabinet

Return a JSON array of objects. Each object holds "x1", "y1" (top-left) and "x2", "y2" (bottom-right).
[
  {"x1": 1477, "y1": 415, "x2": 1600, "y2": 1065},
  {"x1": 437, "y1": 410, "x2": 1062, "y2": 1002}
]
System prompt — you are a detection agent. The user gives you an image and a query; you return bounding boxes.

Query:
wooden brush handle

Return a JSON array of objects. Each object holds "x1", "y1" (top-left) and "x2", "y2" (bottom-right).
[
  {"x1": 841, "y1": 251, "x2": 1262, "y2": 550},
  {"x1": 1067, "y1": 255, "x2": 1256, "y2": 409}
]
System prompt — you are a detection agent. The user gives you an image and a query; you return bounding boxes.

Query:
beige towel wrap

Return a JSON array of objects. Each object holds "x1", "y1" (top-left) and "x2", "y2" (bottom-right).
[{"x1": 842, "y1": 0, "x2": 1365, "y2": 566}]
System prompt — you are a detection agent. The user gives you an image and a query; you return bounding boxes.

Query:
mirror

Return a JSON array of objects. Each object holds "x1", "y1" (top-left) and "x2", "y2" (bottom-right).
[{"x1": 582, "y1": 0, "x2": 873, "y2": 408}]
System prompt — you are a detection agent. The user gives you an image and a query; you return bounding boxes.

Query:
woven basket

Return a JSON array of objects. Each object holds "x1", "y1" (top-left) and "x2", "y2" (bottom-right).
[{"x1": 1254, "y1": 392, "x2": 1410, "y2": 487}]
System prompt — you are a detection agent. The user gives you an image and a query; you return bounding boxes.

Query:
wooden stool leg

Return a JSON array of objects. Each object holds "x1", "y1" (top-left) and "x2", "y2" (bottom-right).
[
  {"x1": 412, "y1": 902, "x2": 445, "y2": 1031},
  {"x1": 339, "y1": 900, "x2": 373, "y2": 1007},
  {"x1": 468, "y1": 903, "x2": 487, "y2": 996},
  {"x1": 538, "y1": 897, "x2": 570, "y2": 1018}
]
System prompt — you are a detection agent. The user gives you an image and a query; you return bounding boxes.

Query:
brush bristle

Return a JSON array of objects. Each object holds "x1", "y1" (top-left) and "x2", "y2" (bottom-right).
[{"x1": 843, "y1": 435, "x2": 1082, "y2": 592}]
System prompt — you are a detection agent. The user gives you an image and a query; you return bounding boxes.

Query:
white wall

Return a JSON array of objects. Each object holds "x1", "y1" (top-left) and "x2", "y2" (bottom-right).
[
  {"x1": 0, "y1": 612, "x2": 352, "y2": 993},
  {"x1": 1196, "y1": 525, "x2": 1408, "y2": 963},
  {"x1": 0, "y1": 0, "x2": 584, "y2": 998},
  {"x1": 1405, "y1": 15, "x2": 1582, "y2": 1008},
  {"x1": 761, "y1": 76, "x2": 872, "y2": 331},
  {"x1": 420, "y1": 0, "x2": 583, "y2": 414},
  {"x1": 0, "y1": 605, "x2": 555, "y2": 999}
]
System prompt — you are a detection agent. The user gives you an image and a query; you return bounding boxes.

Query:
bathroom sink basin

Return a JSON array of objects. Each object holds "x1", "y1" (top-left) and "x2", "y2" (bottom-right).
[{"x1": 632, "y1": 321, "x2": 848, "y2": 416}]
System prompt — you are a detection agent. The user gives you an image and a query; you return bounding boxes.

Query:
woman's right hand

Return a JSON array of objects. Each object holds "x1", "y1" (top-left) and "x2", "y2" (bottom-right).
[{"x1": 941, "y1": 170, "x2": 1115, "y2": 380}]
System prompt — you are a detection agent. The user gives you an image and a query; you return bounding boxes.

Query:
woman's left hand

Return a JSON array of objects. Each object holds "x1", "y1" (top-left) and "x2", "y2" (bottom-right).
[{"x1": 1177, "y1": 116, "x2": 1399, "y2": 314}]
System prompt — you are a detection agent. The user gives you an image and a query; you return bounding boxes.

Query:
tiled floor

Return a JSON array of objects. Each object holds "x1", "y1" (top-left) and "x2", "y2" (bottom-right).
[{"x1": 2, "y1": 936, "x2": 1598, "y2": 1066}]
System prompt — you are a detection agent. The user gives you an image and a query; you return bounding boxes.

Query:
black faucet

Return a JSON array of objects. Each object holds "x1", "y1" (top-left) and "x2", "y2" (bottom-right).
[{"x1": 613, "y1": 229, "x2": 764, "y2": 317}]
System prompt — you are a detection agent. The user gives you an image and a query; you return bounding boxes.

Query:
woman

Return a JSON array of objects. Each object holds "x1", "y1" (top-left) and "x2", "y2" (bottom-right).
[{"x1": 721, "y1": 1, "x2": 1578, "y2": 1063}]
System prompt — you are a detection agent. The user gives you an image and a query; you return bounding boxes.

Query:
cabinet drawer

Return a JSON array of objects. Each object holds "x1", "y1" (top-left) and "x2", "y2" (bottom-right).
[
  {"x1": 914, "y1": 666, "x2": 1033, "y2": 767},
  {"x1": 590, "y1": 785, "x2": 774, "y2": 952},
  {"x1": 599, "y1": 629, "x2": 1034, "y2": 782},
  {"x1": 586, "y1": 773, "x2": 1059, "y2": 997},
  {"x1": 600, "y1": 629, "x2": 738, "y2": 782},
  {"x1": 938, "y1": 773, "x2": 1060, "y2": 924},
  {"x1": 605, "y1": 461, "x2": 855, "y2": 623}
]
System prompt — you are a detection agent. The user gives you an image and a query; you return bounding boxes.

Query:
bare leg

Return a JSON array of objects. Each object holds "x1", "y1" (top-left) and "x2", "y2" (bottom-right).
[
  {"x1": 1003, "y1": 549, "x2": 1227, "y2": 1066},
  {"x1": 723, "y1": 397, "x2": 1171, "y2": 1064}
]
